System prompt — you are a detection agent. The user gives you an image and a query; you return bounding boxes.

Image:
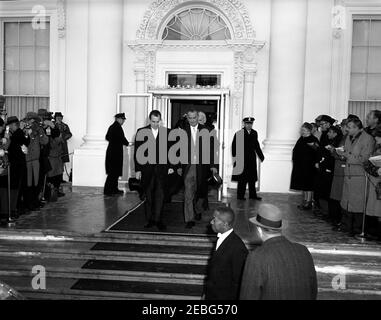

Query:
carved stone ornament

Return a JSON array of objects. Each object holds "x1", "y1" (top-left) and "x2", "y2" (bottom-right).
[
  {"x1": 57, "y1": 0, "x2": 66, "y2": 38},
  {"x1": 136, "y1": 0, "x2": 256, "y2": 41}
]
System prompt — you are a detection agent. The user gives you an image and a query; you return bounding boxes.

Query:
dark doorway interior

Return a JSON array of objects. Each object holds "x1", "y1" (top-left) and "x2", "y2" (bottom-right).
[{"x1": 170, "y1": 99, "x2": 217, "y2": 129}]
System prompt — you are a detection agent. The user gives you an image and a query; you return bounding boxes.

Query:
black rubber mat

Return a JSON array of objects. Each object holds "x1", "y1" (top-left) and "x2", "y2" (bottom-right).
[
  {"x1": 107, "y1": 200, "x2": 222, "y2": 235},
  {"x1": 81, "y1": 259, "x2": 208, "y2": 275},
  {"x1": 90, "y1": 242, "x2": 214, "y2": 255},
  {"x1": 71, "y1": 278, "x2": 203, "y2": 296}
]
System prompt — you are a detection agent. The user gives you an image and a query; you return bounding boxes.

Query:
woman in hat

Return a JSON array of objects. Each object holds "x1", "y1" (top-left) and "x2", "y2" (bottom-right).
[{"x1": 290, "y1": 122, "x2": 320, "y2": 210}]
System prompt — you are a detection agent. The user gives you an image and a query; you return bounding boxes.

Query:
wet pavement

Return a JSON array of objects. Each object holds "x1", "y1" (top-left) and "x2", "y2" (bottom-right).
[{"x1": 0, "y1": 184, "x2": 373, "y2": 246}]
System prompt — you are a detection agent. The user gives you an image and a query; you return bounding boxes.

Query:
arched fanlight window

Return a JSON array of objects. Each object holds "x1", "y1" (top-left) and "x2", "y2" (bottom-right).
[{"x1": 162, "y1": 8, "x2": 232, "y2": 40}]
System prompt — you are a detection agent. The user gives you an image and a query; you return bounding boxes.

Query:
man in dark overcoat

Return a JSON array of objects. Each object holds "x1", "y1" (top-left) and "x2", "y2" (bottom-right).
[
  {"x1": 240, "y1": 204, "x2": 318, "y2": 300},
  {"x1": 232, "y1": 117, "x2": 264, "y2": 200},
  {"x1": 134, "y1": 110, "x2": 174, "y2": 230},
  {"x1": 104, "y1": 113, "x2": 129, "y2": 196},
  {"x1": 205, "y1": 206, "x2": 248, "y2": 300},
  {"x1": 54, "y1": 112, "x2": 72, "y2": 182},
  {"x1": 178, "y1": 109, "x2": 218, "y2": 229},
  {"x1": 5, "y1": 116, "x2": 30, "y2": 218}
]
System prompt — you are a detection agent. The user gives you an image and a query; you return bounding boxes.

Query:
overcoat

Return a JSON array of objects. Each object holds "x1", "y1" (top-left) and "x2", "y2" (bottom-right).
[
  {"x1": 232, "y1": 129, "x2": 264, "y2": 183},
  {"x1": 26, "y1": 124, "x2": 48, "y2": 186},
  {"x1": 340, "y1": 130, "x2": 375, "y2": 213},
  {"x1": 105, "y1": 121, "x2": 129, "y2": 177},
  {"x1": 290, "y1": 135, "x2": 320, "y2": 191},
  {"x1": 365, "y1": 144, "x2": 381, "y2": 217},
  {"x1": 56, "y1": 121, "x2": 72, "y2": 163},
  {"x1": 240, "y1": 236, "x2": 317, "y2": 300}
]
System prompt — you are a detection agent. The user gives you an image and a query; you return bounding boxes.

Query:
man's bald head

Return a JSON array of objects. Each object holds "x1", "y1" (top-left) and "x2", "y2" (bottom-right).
[{"x1": 211, "y1": 206, "x2": 235, "y2": 234}]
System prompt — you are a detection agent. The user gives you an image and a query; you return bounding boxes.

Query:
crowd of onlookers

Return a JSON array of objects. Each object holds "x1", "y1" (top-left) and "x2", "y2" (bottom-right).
[
  {"x1": 0, "y1": 95, "x2": 72, "y2": 223},
  {"x1": 291, "y1": 110, "x2": 381, "y2": 240}
]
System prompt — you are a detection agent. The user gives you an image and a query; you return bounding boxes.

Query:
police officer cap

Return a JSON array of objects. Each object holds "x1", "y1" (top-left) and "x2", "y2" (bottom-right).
[
  {"x1": 115, "y1": 113, "x2": 126, "y2": 120},
  {"x1": 243, "y1": 117, "x2": 255, "y2": 123},
  {"x1": 319, "y1": 115, "x2": 336, "y2": 125}
]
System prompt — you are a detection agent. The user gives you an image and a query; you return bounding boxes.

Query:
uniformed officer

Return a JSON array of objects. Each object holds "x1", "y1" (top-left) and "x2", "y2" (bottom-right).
[
  {"x1": 232, "y1": 117, "x2": 264, "y2": 200},
  {"x1": 104, "y1": 113, "x2": 129, "y2": 196},
  {"x1": 54, "y1": 112, "x2": 72, "y2": 183}
]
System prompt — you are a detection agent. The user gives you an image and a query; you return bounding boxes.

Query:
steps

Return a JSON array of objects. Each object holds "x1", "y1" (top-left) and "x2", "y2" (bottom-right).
[{"x1": 0, "y1": 229, "x2": 380, "y2": 300}]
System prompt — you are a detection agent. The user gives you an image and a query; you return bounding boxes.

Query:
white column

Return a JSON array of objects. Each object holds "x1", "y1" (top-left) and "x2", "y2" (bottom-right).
[
  {"x1": 242, "y1": 68, "x2": 256, "y2": 118},
  {"x1": 260, "y1": 0, "x2": 308, "y2": 193},
  {"x1": 73, "y1": 0, "x2": 123, "y2": 187},
  {"x1": 135, "y1": 66, "x2": 147, "y2": 128}
]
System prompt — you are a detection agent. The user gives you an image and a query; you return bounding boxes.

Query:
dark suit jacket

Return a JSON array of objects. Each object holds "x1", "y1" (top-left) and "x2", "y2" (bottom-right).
[
  {"x1": 134, "y1": 125, "x2": 173, "y2": 189},
  {"x1": 232, "y1": 129, "x2": 264, "y2": 182},
  {"x1": 105, "y1": 121, "x2": 129, "y2": 176},
  {"x1": 205, "y1": 231, "x2": 248, "y2": 300},
  {"x1": 181, "y1": 123, "x2": 218, "y2": 198},
  {"x1": 240, "y1": 236, "x2": 318, "y2": 300}
]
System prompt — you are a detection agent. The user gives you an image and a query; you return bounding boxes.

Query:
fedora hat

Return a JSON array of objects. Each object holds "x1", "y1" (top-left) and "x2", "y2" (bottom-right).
[
  {"x1": 54, "y1": 112, "x2": 63, "y2": 118},
  {"x1": 249, "y1": 203, "x2": 283, "y2": 231},
  {"x1": 115, "y1": 112, "x2": 126, "y2": 120},
  {"x1": 6, "y1": 116, "x2": 19, "y2": 126},
  {"x1": 25, "y1": 112, "x2": 41, "y2": 122}
]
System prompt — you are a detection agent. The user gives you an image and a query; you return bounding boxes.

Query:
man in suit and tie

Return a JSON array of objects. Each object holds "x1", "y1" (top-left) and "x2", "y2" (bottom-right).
[
  {"x1": 204, "y1": 206, "x2": 248, "y2": 300},
  {"x1": 177, "y1": 109, "x2": 218, "y2": 229},
  {"x1": 134, "y1": 110, "x2": 174, "y2": 231},
  {"x1": 240, "y1": 204, "x2": 318, "y2": 300}
]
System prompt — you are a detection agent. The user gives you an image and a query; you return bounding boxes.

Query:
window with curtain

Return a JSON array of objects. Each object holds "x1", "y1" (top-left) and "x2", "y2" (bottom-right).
[
  {"x1": 2, "y1": 20, "x2": 50, "y2": 118},
  {"x1": 162, "y1": 8, "x2": 231, "y2": 40},
  {"x1": 349, "y1": 18, "x2": 381, "y2": 121}
]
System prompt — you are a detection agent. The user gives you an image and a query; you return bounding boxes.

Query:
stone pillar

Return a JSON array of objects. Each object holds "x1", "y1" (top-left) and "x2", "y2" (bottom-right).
[
  {"x1": 242, "y1": 68, "x2": 256, "y2": 118},
  {"x1": 73, "y1": 0, "x2": 123, "y2": 187},
  {"x1": 134, "y1": 68, "x2": 147, "y2": 128},
  {"x1": 260, "y1": 0, "x2": 308, "y2": 192}
]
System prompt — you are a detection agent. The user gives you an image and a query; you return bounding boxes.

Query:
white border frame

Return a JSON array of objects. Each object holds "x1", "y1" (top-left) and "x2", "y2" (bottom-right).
[
  {"x1": 331, "y1": 0, "x2": 381, "y2": 120},
  {"x1": 0, "y1": 1, "x2": 61, "y2": 111}
]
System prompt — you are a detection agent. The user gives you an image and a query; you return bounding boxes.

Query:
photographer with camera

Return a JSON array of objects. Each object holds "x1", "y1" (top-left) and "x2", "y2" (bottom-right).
[{"x1": 23, "y1": 112, "x2": 49, "y2": 211}]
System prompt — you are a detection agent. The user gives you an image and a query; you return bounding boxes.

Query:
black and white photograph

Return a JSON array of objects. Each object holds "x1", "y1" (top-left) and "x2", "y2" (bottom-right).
[{"x1": 0, "y1": 0, "x2": 380, "y2": 309}]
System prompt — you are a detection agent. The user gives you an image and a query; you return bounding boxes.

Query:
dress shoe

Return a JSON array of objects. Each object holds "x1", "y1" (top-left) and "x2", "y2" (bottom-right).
[
  {"x1": 185, "y1": 221, "x2": 195, "y2": 229},
  {"x1": 156, "y1": 222, "x2": 167, "y2": 231},
  {"x1": 249, "y1": 196, "x2": 262, "y2": 200},
  {"x1": 144, "y1": 221, "x2": 156, "y2": 228},
  {"x1": 237, "y1": 197, "x2": 246, "y2": 200},
  {"x1": 115, "y1": 189, "x2": 124, "y2": 195},
  {"x1": 195, "y1": 213, "x2": 202, "y2": 221},
  {"x1": 57, "y1": 191, "x2": 65, "y2": 198}
]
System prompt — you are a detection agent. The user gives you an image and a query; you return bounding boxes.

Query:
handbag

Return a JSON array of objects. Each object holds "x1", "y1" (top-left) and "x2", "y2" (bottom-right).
[
  {"x1": 208, "y1": 172, "x2": 223, "y2": 188},
  {"x1": 128, "y1": 177, "x2": 145, "y2": 200},
  {"x1": 44, "y1": 183, "x2": 58, "y2": 202},
  {"x1": 363, "y1": 160, "x2": 380, "y2": 178}
]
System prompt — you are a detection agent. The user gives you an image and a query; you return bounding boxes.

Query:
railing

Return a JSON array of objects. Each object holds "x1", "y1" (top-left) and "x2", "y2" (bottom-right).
[
  {"x1": 2, "y1": 95, "x2": 50, "y2": 119},
  {"x1": 348, "y1": 100, "x2": 381, "y2": 123}
]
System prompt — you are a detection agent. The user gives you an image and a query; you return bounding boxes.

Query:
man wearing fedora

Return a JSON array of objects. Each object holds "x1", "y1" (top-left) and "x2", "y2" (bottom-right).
[
  {"x1": 240, "y1": 204, "x2": 317, "y2": 300},
  {"x1": 54, "y1": 112, "x2": 72, "y2": 183},
  {"x1": 232, "y1": 117, "x2": 264, "y2": 200},
  {"x1": 205, "y1": 206, "x2": 248, "y2": 300},
  {"x1": 23, "y1": 112, "x2": 48, "y2": 211},
  {"x1": 1, "y1": 116, "x2": 30, "y2": 218},
  {"x1": 104, "y1": 113, "x2": 129, "y2": 196}
]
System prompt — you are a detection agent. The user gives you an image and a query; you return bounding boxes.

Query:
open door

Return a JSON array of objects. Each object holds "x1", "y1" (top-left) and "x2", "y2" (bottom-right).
[{"x1": 117, "y1": 93, "x2": 153, "y2": 183}]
